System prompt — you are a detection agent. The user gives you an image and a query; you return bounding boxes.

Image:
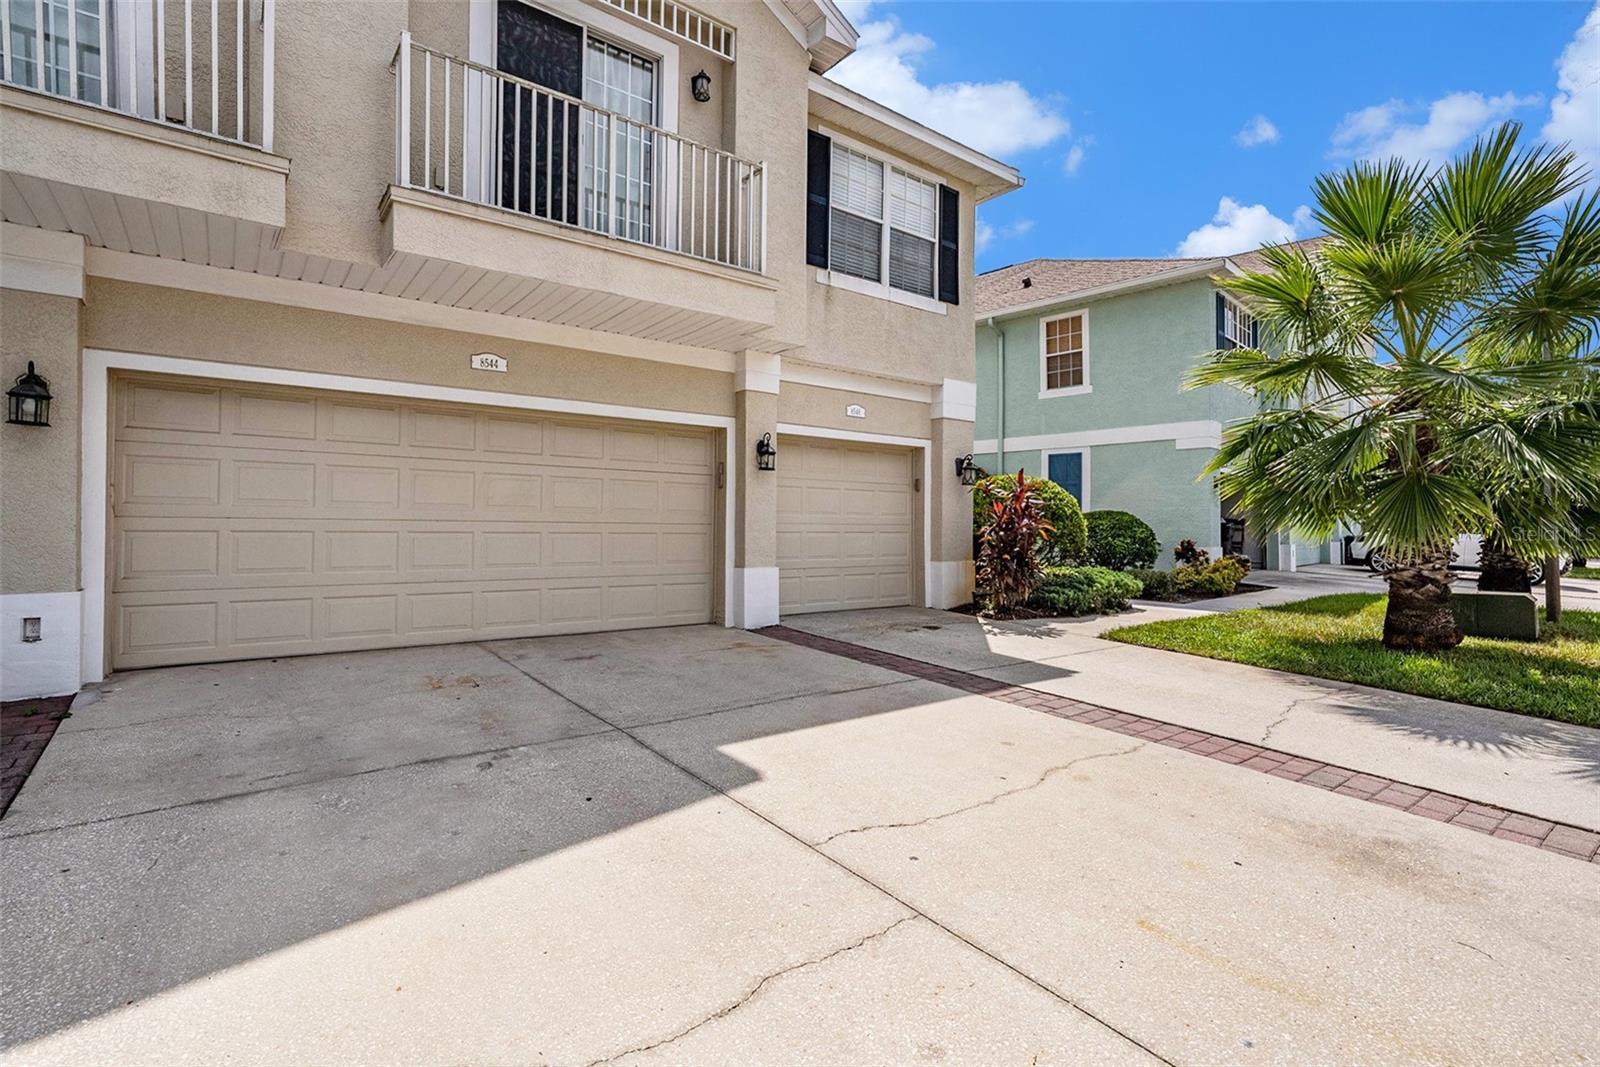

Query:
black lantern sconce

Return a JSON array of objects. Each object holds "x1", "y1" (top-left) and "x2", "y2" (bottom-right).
[
  {"x1": 6, "y1": 361, "x2": 52, "y2": 427},
  {"x1": 955, "y1": 453, "x2": 981, "y2": 486},
  {"x1": 690, "y1": 69, "x2": 711, "y2": 102},
  {"x1": 755, "y1": 432, "x2": 777, "y2": 471}
]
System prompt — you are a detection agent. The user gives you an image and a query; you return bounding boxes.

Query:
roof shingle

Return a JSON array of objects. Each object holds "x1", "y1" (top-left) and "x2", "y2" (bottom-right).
[{"x1": 975, "y1": 238, "x2": 1327, "y2": 316}]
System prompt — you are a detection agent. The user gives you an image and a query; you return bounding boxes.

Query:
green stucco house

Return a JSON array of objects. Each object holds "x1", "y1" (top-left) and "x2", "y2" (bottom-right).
[{"x1": 973, "y1": 246, "x2": 1333, "y2": 570}]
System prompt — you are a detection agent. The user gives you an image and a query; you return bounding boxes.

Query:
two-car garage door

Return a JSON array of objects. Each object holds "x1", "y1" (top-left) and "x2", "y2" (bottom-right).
[{"x1": 110, "y1": 376, "x2": 718, "y2": 670}]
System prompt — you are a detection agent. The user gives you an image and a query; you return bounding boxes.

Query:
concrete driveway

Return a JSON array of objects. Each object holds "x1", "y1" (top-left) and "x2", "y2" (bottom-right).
[{"x1": 3, "y1": 616, "x2": 1597, "y2": 1065}]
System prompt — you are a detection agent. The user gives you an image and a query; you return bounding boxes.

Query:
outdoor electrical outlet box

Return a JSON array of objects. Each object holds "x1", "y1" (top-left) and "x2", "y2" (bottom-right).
[{"x1": 21, "y1": 617, "x2": 42, "y2": 642}]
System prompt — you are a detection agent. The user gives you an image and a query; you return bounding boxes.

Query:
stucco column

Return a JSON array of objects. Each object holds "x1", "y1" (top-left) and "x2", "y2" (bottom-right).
[
  {"x1": 1, "y1": 225, "x2": 86, "y2": 699},
  {"x1": 733, "y1": 351, "x2": 780, "y2": 627},
  {"x1": 929, "y1": 379, "x2": 978, "y2": 608}
]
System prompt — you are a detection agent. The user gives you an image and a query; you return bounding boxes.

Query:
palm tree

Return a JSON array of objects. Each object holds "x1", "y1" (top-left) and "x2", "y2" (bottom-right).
[{"x1": 1190, "y1": 123, "x2": 1600, "y2": 650}]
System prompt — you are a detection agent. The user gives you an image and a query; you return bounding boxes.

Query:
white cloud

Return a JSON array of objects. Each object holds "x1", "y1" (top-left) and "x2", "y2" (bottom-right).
[
  {"x1": 1063, "y1": 143, "x2": 1087, "y2": 176},
  {"x1": 1544, "y1": 1, "x2": 1600, "y2": 175},
  {"x1": 1234, "y1": 114, "x2": 1279, "y2": 147},
  {"x1": 975, "y1": 217, "x2": 1034, "y2": 254},
  {"x1": 1330, "y1": 91, "x2": 1541, "y2": 164},
  {"x1": 825, "y1": 3, "x2": 1069, "y2": 157},
  {"x1": 1175, "y1": 197, "x2": 1309, "y2": 257},
  {"x1": 975, "y1": 219, "x2": 995, "y2": 254}
]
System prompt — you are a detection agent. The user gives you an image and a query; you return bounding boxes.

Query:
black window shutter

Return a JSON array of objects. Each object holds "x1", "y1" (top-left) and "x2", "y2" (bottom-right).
[
  {"x1": 1249, "y1": 316, "x2": 1259, "y2": 349},
  {"x1": 937, "y1": 184, "x2": 960, "y2": 305},
  {"x1": 1215, "y1": 292, "x2": 1230, "y2": 349},
  {"x1": 806, "y1": 131, "x2": 831, "y2": 268}
]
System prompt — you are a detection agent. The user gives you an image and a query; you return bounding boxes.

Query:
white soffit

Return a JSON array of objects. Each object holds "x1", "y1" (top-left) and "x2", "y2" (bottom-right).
[{"x1": 808, "y1": 76, "x2": 1023, "y2": 202}]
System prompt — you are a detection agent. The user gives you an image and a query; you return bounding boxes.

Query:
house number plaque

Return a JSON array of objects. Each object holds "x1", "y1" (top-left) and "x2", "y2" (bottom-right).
[
  {"x1": 846, "y1": 404, "x2": 866, "y2": 418},
  {"x1": 470, "y1": 353, "x2": 508, "y2": 372}
]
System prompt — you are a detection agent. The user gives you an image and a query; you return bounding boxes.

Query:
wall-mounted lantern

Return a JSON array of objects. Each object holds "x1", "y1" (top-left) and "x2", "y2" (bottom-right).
[
  {"x1": 6, "y1": 361, "x2": 52, "y2": 427},
  {"x1": 755, "y1": 432, "x2": 777, "y2": 471},
  {"x1": 954, "y1": 454, "x2": 981, "y2": 486},
  {"x1": 690, "y1": 69, "x2": 711, "y2": 102}
]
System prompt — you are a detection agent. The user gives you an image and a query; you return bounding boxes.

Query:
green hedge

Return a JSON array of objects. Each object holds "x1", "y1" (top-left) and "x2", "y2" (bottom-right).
[
  {"x1": 1174, "y1": 557, "x2": 1249, "y2": 598},
  {"x1": 1084, "y1": 511, "x2": 1160, "y2": 570},
  {"x1": 1027, "y1": 566, "x2": 1143, "y2": 616},
  {"x1": 1129, "y1": 567, "x2": 1176, "y2": 600},
  {"x1": 973, "y1": 474, "x2": 1087, "y2": 564}
]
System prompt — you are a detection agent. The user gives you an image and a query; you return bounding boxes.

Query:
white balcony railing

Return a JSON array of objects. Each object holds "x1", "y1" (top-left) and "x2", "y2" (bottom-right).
[
  {"x1": 1, "y1": 0, "x2": 274, "y2": 150},
  {"x1": 393, "y1": 35, "x2": 765, "y2": 274}
]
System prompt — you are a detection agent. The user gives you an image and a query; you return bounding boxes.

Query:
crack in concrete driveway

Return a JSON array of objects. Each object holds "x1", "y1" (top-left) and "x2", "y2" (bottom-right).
[
  {"x1": 812, "y1": 742, "x2": 1147, "y2": 847},
  {"x1": 587, "y1": 914, "x2": 920, "y2": 1065}
]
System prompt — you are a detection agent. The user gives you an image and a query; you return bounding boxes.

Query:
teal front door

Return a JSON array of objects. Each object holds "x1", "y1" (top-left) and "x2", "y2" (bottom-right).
[{"x1": 1047, "y1": 452, "x2": 1083, "y2": 505}]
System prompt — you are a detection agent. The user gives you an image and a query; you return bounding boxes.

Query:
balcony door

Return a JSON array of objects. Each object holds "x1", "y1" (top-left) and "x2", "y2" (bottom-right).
[{"x1": 495, "y1": 0, "x2": 658, "y2": 242}]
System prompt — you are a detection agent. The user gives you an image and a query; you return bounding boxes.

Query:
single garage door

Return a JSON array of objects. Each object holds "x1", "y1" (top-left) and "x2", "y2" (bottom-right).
[
  {"x1": 109, "y1": 375, "x2": 718, "y2": 670},
  {"x1": 776, "y1": 436, "x2": 916, "y2": 614}
]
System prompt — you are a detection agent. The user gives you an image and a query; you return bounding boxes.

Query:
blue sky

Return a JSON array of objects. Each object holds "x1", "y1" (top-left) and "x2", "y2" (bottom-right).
[{"x1": 825, "y1": 1, "x2": 1600, "y2": 271}]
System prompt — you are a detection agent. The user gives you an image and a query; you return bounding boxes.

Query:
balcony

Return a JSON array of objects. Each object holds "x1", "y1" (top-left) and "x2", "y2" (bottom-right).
[
  {"x1": 1, "y1": 0, "x2": 285, "y2": 254},
  {"x1": 384, "y1": 34, "x2": 779, "y2": 352}
]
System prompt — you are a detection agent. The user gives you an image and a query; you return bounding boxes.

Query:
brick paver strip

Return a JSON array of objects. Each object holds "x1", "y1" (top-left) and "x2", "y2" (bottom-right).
[
  {"x1": 0, "y1": 695, "x2": 74, "y2": 819},
  {"x1": 760, "y1": 626, "x2": 1600, "y2": 865}
]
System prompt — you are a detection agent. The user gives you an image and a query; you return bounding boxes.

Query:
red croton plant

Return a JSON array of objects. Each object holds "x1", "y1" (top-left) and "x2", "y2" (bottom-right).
[{"x1": 976, "y1": 469, "x2": 1055, "y2": 614}]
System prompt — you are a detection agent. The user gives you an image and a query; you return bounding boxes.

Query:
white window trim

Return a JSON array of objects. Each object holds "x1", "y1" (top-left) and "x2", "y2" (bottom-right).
[
  {"x1": 466, "y1": 0, "x2": 681, "y2": 203},
  {"x1": 1041, "y1": 447, "x2": 1090, "y2": 510},
  {"x1": 815, "y1": 267, "x2": 947, "y2": 315},
  {"x1": 1220, "y1": 292, "x2": 1255, "y2": 349},
  {"x1": 814, "y1": 124, "x2": 950, "y2": 313},
  {"x1": 1038, "y1": 308, "x2": 1092, "y2": 399}
]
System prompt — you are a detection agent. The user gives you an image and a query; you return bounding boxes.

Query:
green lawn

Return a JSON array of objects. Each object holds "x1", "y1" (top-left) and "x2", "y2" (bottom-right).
[
  {"x1": 1104, "y1": 593, "x2": 1600, "y2": 727},
  {"x1": 1572, "y1": 566, "x2": 1600, "y2": 580}
]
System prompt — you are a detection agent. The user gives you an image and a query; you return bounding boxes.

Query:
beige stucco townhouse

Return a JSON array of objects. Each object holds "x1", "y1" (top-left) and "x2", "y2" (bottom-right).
[{"x1": 0, "y1": 0, "x2": 1021, "y2": 700}]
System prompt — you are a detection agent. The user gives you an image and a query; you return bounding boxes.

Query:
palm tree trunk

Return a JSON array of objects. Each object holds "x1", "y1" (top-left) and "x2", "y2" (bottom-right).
[
  {"x1": 1382, "y1": 550, "x2": 1461, "y2": 651},
  {"x1": 1478, "y1": 536, "x2": 1532, "y2": 592},
  {"x1": 1546, "y1": 555, "x2": 1563, "y2": 623}
]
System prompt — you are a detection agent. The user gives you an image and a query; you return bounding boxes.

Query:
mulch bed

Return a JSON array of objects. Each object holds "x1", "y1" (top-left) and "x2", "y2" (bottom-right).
[{"x1": 1146, "y1": 582, "x2": 1272, "y2": 605}]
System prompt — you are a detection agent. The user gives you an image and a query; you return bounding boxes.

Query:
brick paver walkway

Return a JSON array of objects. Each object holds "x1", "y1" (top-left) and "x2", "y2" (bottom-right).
[
  {"x1": 1, "y1": 695, "x2": 75, "y2": 819},
  {"x1": 761, "y1": 626, "x2": 1600, "y2": 865}
]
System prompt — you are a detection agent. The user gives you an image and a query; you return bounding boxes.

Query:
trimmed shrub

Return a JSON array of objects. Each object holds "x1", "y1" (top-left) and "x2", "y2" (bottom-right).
[
  {"x1": 976, "y1": 471, "x2": 1054, "y2": 613},
  {"x1": 1027, "y1": 566, "x2": 1143, "y2": 616},
  {"x1": 1084, "y1": 510, "x2": 1160, "y2": 570},
  {"x1": 1129, "y1": 567, "x2": 1176, "y2": 600},
  {"x1": 973, "y1": 474, "x2": 1087, "y2": 564},
  {"x1": 1173, "y1": 556, "x2": 1249, "y2": 598}
]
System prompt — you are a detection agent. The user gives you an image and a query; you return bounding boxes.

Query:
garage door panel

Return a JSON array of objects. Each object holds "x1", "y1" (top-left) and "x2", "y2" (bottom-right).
[
  {"x1": 122, "y1": 380, "x2": 222, "y2": 433},
  {"x1": 115, "y1": 382, "x2": 710, "y2": 475},
  {"x1": 777, "y1": 437, "x2": 916, "y2": 615},
  {"x1": 110, "y1": 376, "x2": 717, "y2": 669},
  {"x1": 235, "y1": 391, "x2": 317, "y2": 439}
]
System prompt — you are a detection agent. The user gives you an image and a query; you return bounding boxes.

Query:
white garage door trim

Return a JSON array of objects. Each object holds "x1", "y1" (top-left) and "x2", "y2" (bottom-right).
[
  {"x1": 775, "y1": 422, "x2": 932, "y2": 611},
  {"x1": 81, "y1": 349, "x2": 738, "y2": 685}
]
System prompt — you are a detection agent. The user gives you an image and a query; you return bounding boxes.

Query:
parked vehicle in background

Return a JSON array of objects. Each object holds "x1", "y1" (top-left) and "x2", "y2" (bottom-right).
[{"x1": 1361, "y1": 534, "x2": 1573, "y2": 585}]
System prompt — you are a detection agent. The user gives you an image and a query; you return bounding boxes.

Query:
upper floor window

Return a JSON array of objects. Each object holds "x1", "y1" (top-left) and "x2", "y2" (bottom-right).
[
  {"x1": 826, "y1": 144, "x2": 939, "y2": 299},
  {"x1": 1219, "y1": 293, "x2": 1257, "y2": 349},
  {"x1": 806, "y1": 130, "x2": 961, "y2": 310},
  {"x1": 1041, "y1": 311, "x2": 1089, "y2": 395}
]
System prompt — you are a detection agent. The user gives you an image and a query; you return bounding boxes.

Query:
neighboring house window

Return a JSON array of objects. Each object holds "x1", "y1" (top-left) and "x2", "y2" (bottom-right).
[
  {"x1": 1217, "y1": 293, "x2": 1258, "y2": 349},
  {"x1": 806, "y1": 130, "x2": 961, "y2": 307},
  {"x1": 1041, "y1": 311, "x2": 1088, "y2": 394},
  {"x1": 1047, "y1": 451, "x2": 1086, "y2": 507}
]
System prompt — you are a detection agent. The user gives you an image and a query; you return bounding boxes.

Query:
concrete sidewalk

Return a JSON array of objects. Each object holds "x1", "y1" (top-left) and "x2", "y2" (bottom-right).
[{"x1": 780, "y1": 607, "x2": 1600, "y2": 831}]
